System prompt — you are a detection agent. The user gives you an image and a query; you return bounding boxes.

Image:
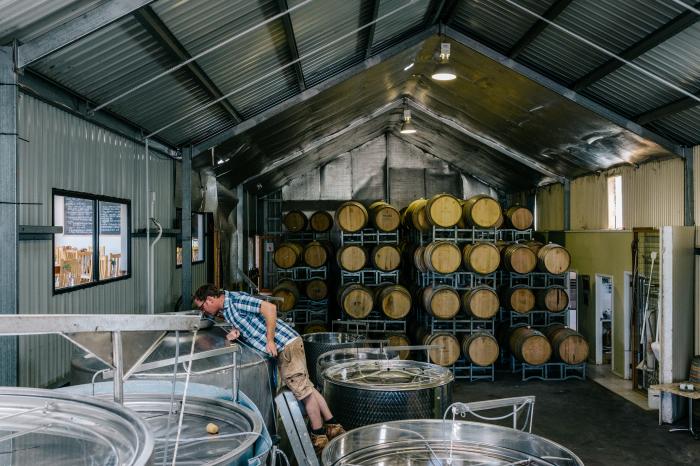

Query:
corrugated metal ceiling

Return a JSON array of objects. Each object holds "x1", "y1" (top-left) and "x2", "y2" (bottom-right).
[
  {"x1": 0, "y1": 0, "x2": 697, "y2": 188},
  {"x1": 517, "y1": 0, "x2": 685, "y2": 84}
]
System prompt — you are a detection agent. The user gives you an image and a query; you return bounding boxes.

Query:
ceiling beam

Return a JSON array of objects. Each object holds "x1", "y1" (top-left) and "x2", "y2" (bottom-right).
[
  {"x1": 277, "y1": 0, "x2": 306, "y2": 91},
  {"x1": 572, "y1": 3, "x2": 700, "y2": 91},
  {"x1": 17, "y1": 0, "x2": 157, "y2": 69},
  {"x1": 508, "y1": 0, "x2": 574, "y2": 59},
  {"x1": 634, "y1": 91, "x2": 700, "y2": 125},
  {"x1": 436, "y1": 0, "x2": 460, "y2": 26},
  {"x1": 365, "y1": 0, "x2": 382, "y2": 59},
  {"x1": 444, "y1": 26, "x2": 682, "y2": 157},
  {"x1": 192, "y1": 26, "x2": 437, "y2": 156},
  {"x1": 133, "y1": 6, "x2": 242, "y2": 123},
  {"x1": 406, "y1": 100, "x2": 566, "y2": 182}
]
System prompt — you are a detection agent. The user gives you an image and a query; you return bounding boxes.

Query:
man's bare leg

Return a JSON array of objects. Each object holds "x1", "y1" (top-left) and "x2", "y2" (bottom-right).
[{"x1": 303, "y1": 393, "x2": 324, "y2": 430}]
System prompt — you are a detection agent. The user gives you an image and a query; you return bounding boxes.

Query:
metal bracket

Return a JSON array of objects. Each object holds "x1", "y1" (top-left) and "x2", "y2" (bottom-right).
[{"x1": 275, "y1": 391, "x2": 319, "y2": 466}]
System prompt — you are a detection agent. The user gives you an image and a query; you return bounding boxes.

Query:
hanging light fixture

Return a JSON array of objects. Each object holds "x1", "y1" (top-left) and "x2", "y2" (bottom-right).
[
  {"x1": 400, "y1": 108, "x2": 417, "y2": 134},
  {"x1": 432, "y1": 42, "x2": 456, "y2": 81}
]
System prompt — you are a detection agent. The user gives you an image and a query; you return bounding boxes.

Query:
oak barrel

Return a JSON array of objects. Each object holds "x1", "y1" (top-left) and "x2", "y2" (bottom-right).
[
  {"x1": 423, "y1": 241, "x2": 462, "y2": 274},
  {"x1": 272, "y1": 280, "x2": 300, "y2": 312},
  {"x1": 368, "y1": 200, "x2": 401, "y2": 232},
  {"x1": 423, "y1": 332, "x2": 461, "y2": 367},
  {"x1": 402, "y1": 199, "x2": 430, "y2": 231},
  {"x1": 536, "y1": 286, "x2": 569, "y2": 312},
  {"x1": 303, "y1": 241, "x2": 332, "y2": 268},
  {"x1": 524, "y1": 240, "x2": 544, "y2": 255},
  {"x1": 376, "y1": 284, "x2": 412, "y2": 320},
  {"x1": 503, "y1": 286, "x2": 535, "y2": 314},
  {"x1": 502, "y1": 243, "x2": 537, "y2": 274},
  {"x1": 462, "y1": 242, "x2": 501, "y2": 274},
  {"x1": 462, "y1": 286, "x2": 500, "y2": 319},
  {"x1": 425, "y1": 193, "x2": 462, "y2": 228},
  {"x1": 463, "y1": 195, "x2": 502, "y2": 228},
  {"x1": 385, "y1": 333, "x2": 411, "y2": 360},
  {"x1": 422, "y1": 286, "x2": 461, "y2": 320},
  {"x1": 544, "y1": 324, "x2": 589, "y2": 364},
  {"x1": 305, "y1": 279, "x2": 328, "y2": 301},
  {"x1": 509, "y1": 326, "x2": 552, "y2": 365},
  {"x1": 370, "y1": 244, "x2": 401, "y2": 272},
  {"x1": 335, "y1": 201, "x2": 368, "y2": 233},
  {"x1": 338, "y1": 284, "x2": 374, "y2": 319},
  {"x1": 309, "y1": 211, "x2": 334, "y2": 233},
  {"x1": 336, "y1": 244, "x2": 368, "y2": 272},
  {"x1": 504, "y1": 205, "x2": 534, "y2": 230},
  {"x1": 304, "y1": 320, "x2": 328, "y2": 334},
  {"x1": 412, "y1": 245, "x2": 428, "y2": 272},
  {"x1": 274, "y1": 242, "x2": 304, "y2": 269},
  {"x1": 537, "y1": 243, "x2": 571, "y2": 274},
  {"x1": 689, "y1": 356, "x2": 700, "y2": 383},
  {"x1": 282, "y1": 210, "x2": 308, "y2": 232},
  {"x1": 462, "y1": 332, "x2": 500, "y2": 366}
]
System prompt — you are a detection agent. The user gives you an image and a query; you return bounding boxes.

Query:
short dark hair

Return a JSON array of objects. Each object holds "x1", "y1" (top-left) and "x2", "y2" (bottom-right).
[{"x1": 194, "y1": 284, "x2": 224, "y2": 303}]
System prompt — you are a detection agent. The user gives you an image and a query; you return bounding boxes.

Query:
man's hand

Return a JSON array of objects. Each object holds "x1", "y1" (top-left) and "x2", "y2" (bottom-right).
[
  {"x1": 226, "y1": 328, "x2": 240, "y2": 342},
  {"x1": 266, "y1": 340, "x2": 278, "y2": 357}
]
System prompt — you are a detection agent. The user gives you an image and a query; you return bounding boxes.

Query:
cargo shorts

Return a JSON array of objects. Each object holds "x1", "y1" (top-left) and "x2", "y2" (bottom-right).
[{"x1": 278, "y1": 337, "x2": 315, "y2": 400}]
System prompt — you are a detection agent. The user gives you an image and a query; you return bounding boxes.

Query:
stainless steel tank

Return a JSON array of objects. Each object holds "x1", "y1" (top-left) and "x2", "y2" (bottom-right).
[
  {"x1": 322, "y1": 419, "x2": 584, "y2": 465},
  {"x1": 302, "y1": 332, "x2": 364, "y2": 386},
  {"x1": 316, "y1": 347, "x2": 399, "y2": 392},
  {"x1": 70, "y1": 325, "x2": 277, "y2": 432},
  {"x1": 61, "y1": 382, "x2": 266, "y2": 466},
  {"x1": 321, "y1": 360, "x2": 453, "y2": 429},
  {"x1": 0, "y1": 388, "x2": 153, "y2": 466}
]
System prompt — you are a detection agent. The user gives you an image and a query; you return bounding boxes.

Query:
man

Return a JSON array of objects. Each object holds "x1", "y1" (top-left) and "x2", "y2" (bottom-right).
[{"x1": 193, "y1": 284, "x2": 344, "y2": 453}]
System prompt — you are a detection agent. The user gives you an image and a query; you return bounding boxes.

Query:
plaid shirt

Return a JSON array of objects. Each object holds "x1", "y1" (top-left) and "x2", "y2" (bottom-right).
[{"x1": 221, "y1": 291, "x2": 298, "y2": 353}]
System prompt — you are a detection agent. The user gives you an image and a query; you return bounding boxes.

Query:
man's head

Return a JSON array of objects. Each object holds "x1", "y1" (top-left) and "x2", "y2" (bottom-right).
[{"x1": 193, "y1": 284, "x2": 225, "y2": 316}]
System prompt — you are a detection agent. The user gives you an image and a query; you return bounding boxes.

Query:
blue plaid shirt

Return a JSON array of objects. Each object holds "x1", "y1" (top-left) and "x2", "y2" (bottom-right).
[{"x1": 221, "y1": 291, "x2": 299, "y2": 353}]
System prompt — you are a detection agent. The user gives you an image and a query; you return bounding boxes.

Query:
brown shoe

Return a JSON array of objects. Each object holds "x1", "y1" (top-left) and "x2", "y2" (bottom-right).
[
  {"x1": 310, "y1": 433, "x2": 328, "y2": 454},
  {"x1": 325, "y1": 423, "x2": 346, "y2": 440}
]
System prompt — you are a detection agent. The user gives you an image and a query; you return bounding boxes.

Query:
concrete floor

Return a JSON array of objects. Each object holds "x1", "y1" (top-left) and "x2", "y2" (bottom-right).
[{"x1": 453, "y1": 371, "x2": 700, "y2": 465}]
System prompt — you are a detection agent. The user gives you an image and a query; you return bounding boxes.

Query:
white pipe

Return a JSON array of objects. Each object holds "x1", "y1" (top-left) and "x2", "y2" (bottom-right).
[
  {"x1": 145, "y1": 139, "x2": 151, "y2": 314},
  {"x1": 149, "y1": 218, "x2": 163, "y2": 315}
]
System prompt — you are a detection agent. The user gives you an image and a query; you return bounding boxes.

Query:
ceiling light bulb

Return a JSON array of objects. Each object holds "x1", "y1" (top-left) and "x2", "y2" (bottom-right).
[
  {"x1": 400, "y1": 120, "x2": 417, "y2": 134},
  {"x1": 403, "y1": 62, "x2": 414, "y2": 71},
  {"x1": 400, "y1": 109, "x2": 416, "y2": 134},
  {"x1": 432, "y1": 42, "x2": 456, "y2": 81},
  {"x1": 432, "y1": 62, "x2": 456, "y2": 81}
]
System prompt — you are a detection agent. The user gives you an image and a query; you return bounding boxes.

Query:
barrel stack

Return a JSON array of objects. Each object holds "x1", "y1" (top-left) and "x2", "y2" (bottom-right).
[{"x1": 272, "y1": 193, "x2": 581, "y2": 385}]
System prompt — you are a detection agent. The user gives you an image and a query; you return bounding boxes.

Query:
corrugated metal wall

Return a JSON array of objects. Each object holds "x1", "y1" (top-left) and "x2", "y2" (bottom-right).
[
  {"x1": 570, "y1": 173, "x2": 608, "y2": 230},
  {"x1": 282, "y1": 134, "x2": 496, "y2": 207},
  {"x1": 16, "y1": 95, "x2": 201, "y2": 387},
  {"x1": 535, "y1": 183, "x2": 564, "y2": 231},
  {"x1": 619, "y1": 159, "x2": 684, "y2": 228},
  {"x1": 566, "y1": 157, "x2": 684, "y2": 231}
]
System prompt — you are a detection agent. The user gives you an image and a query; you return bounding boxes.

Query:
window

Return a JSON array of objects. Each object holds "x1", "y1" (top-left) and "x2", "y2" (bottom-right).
[
  {"x1": 607, "y1": 175, "x2": 622, "y2": 230},
  {"x1": 176, "y1": 211, "x2": 205, "y2": 266},
  {"x1": 53, "y1": 190, "x2": 130, "y2": 292}
]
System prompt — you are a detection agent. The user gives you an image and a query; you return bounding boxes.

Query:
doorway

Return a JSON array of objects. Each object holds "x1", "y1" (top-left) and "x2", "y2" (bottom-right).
[{"x1": 595, "y1": 274, "x2": 614, "y2": 367}]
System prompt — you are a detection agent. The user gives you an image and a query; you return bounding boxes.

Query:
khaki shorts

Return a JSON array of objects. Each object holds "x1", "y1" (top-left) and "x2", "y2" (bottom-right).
[{"x1": 278, "y1": 337, "x2": 314, "y2": 400}]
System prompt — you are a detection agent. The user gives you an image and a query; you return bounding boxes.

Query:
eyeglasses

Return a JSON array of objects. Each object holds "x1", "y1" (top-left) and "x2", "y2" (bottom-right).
[{"x1": 196, "y1": 299, "x2": 206, "y2": 312}]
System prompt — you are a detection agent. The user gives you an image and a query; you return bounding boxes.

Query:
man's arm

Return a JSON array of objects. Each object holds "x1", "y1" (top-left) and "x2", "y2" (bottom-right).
[{"x1": 259, "y1": 300, "x2": 279, "y2": 356}]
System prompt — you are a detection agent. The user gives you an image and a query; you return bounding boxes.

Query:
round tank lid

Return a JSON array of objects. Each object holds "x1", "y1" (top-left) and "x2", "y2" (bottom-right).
[
  {"x1": 0, "y1": 388, "x2": 153, "y2": 466},
  {"x1": 322, "y1": 360, "x2": 453, "y2": 391}
]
